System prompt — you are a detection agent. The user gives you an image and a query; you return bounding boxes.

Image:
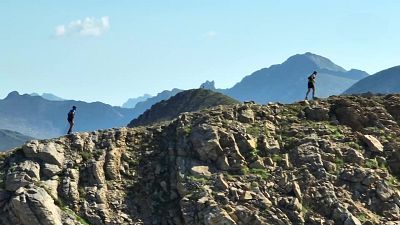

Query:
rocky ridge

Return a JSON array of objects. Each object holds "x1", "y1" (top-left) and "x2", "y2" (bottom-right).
[{"x1": 0, "y1": 94, "x2": 399, "y2": 225}]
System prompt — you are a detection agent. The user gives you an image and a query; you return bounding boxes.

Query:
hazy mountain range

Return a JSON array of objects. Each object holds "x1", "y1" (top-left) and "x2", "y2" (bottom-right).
[
  {"x1": 344, "y1": 66, "x2": 400, "y2": 95},
  {"x1": 0, "y1": 129, "x2": 33, "y2": 151},
  {"x1": 0, "y1": 91, "x2": 137, "y2": 139},
  {"x1": 219, "y1": 52, "x2": 369, "y2": 103},
  {"x1": 30, "y1": 92, "x2": 66, "y2": 101},
  {"x1": 122, "y1": 94, "x2": 152, "y2": 108},
  {"x1": 2, "y1": 52, "x2": 399, "y2": 148}
]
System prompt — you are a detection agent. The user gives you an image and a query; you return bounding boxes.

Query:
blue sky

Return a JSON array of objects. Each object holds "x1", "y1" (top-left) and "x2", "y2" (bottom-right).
[{"x1": 0, "y1": 1, "x2": 399, "y2": 105}]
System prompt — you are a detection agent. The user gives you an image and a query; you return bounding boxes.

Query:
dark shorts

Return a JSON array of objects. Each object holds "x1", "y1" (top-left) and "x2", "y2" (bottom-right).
[{"x1": 308, "y1": 82, "x2": 315, "y2": 89}]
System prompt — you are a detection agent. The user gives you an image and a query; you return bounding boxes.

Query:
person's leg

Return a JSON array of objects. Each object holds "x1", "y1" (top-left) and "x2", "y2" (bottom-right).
[
  {"x1": 305, "y1": 88, "x2": 311, "y2": 100},
  {"x1": 312, "y1": 87, "x2": 315, "y2": 99},
  {"x1": 67, "y1": 121, "x2": 74, "y2": 134}
]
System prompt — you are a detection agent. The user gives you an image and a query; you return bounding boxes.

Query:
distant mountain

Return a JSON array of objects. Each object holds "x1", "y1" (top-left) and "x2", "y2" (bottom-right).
[
  {"x1": 30, "y1": 92, "x2": 66, "y2": 101},
  {"x1": 0, "y1": 91, "x2": 137, "y2": 138},
  {"x1": 221, "y1": 52, "x2": 369, "y2": 103},
  {"x1": 344, "y1": 66, "x2": 400, "y2": 94},
  {"x1": 128, "y1": 89, "x2": 239, "y2": 127},
  {"x1": 131, "y1": 88, "x2": 183, "y2": 116},
  {"x1": 0, "y1": 129, "x2": 34, "y2": 151},
  {"x1": 199, "y1": 80, "x2": 216, "y2": 90},
  {"x1": 122, "y1": 94, "x2": 152, "y2": 108}
]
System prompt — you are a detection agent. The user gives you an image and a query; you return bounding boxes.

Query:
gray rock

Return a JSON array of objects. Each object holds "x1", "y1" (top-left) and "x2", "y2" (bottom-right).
[
  {"x1": 5, "y1": 160, "x2": 40, "y2": 191},
  {"x1": 304, "y1": 107, "x2": 330, "y2": 121},
  {"x1": 376, "y1": 182, "x2": 393, "y2": 201},
  {"x1": 23, "y1": 141, "x2": 65, "y2": 166},
  {"x1": 42, "y1": 163, "x2": 61, "y2": 177},
  {"x1": 10, "y1": 186, "x2": 62, "y2": 225},
  {"x1": 361, "y1": 135, "x2": 383, "y2": 152},
  {"x1": 238, "y1": 108, "x2": 255, "y2": 123}
]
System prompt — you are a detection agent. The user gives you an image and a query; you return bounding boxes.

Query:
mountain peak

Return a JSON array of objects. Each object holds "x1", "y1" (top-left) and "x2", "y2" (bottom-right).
[
  {"x1": 5, "y1": 91, "x2": 20, "y2": 99},
  {"x1": 128, "y1": 89, "x2": 239, "y2": 127},
  {"x1": 284, "y1": 52, "x2": 346, "y2": 72},
  {"x1": 199, "y1": 80, "x2": 216, "y2": 90}
]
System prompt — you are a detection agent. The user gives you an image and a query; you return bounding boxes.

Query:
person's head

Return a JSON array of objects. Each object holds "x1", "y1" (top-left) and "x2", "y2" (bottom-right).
[
  {"x1": 72, "y1": 106, "x2": 77, "y2": 110},
  {"x1": 313, "y1": 71, "x2": 318, "y2": 75}
]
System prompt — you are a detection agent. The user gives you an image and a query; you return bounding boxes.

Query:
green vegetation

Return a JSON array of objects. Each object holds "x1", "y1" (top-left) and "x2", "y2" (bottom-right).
[
  {"x1": 388, "y1": 174, "x2": 399, "y2": 187},
  {"x1": 348, "y1": 141, "x2": 362, "y2": 150},
  {"x1": 80, "y1": 150, "x2": 103, "y2": 161},
  {"x1": 302, "y1": 201, "x2": 318, "y2": 215},
  {"x1": 63, "y1": 208, "x2": 91, "y2": 225},
  {"x1": 246, "y1": 125, "x2": 264, "y2": 137},
  {"x1": 356, "y1": 213, "x2": 368, "y2": 223},
  {"x1": 249, "y1": 168, "x2": 270, "y2": 180},
  {"x1": 80, "y1": 151, "x2": 93, "y2": 161},
  {"x1": 239, "y1": 166, "x2": 250, "y2": 175},
  {"x1": 180, "y1": 125, "x2": 192, "y2": 137},
  {"x1": 365, "y1": 159, "x2": 379, "y2": 169},
  {"x1": 249, "y1": 149, "x2": 260, "y2": 158},
  {"x1": 271, "y1": 154, "x2": 283, "y2": 162},
  {"x1": 186, "y1": 174, "x2": 209, "y2": 184}
]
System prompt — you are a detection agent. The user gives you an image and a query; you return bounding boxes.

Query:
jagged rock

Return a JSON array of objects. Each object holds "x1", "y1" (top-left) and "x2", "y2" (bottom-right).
[
  {"x1": 23, "y1": 141, "x2": 65, "y2": 166},
  {"x1": 304, "y1": 107, "x2": 330, "y2": 121},
  {"x1": 60, "y1": 168, "x2": 80, "y2": 209},
  {"x1": 42, "y1": 163, "x2": 61, "y2": 177},
  {"x1": 376, "y1": 182, "x2": 393, "y2": 201},
  {"x1": 216, "y1": 174, "x2": 229, "y2": 190},
  {"x1": 10, "y1": 186, "x2": 62, "y2": 225},
  {"x1": 190, "y1": 125, "x2": 223, "y2": 161},
  {"x1": 238, "y1": 108, "x2": 255, "y2": 123},
  {"x1": 105, "y1": 147, "x2": 122, "y2": 180},
  {"x1": 292, "y1": 182, "x2": 302, "y2": 200},
  {"x1": 345, "y1": 148, "x2": 365, "y2": 164},
  {"x1": 5, "y1": 160, "x2": 40, "y2": 191},
  {"x1": 0, "y1": 95, "x2": 399, "y2": 225},
  {"x1": 344, "y1": 215, "x2": 362, "y2": 225},
  {"x1": 361, "y1": 135, "x2": 384, "y2": 152},
  {"x1": 204, "y1": 208, "x2": 236, "y2": 225},
  {"x1": 190, "y1": 166, "x2": 212, "y2": 177},
  {"x1": 249, "y1": 159, "x2": 265, "y2": 169},
  {"x1": 340, "y1": 167, "x2": 368, "y2": 183}
]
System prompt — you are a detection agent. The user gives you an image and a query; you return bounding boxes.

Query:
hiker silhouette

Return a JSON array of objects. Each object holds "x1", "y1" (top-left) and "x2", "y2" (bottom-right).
[
  {"x1": 67, "y1": 106, "x2": 77, "y2": 134},
  {"x1": 305, "y1": 71, "x2": 318, "y2": 100}
]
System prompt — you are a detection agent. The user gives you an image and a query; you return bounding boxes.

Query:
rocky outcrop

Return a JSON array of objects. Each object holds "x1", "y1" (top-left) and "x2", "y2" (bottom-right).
[{"x1": 0, "y1": 94, "x2": 399, "y2": 225}]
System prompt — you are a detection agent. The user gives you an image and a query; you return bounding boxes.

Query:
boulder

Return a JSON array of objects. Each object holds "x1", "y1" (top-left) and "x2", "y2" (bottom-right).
[
  {"x1": 5, "y1": 160, "x2": 40, "y2": 191},
  {"x1": 23, "y1": 141, "x2": 65, "y2": 166},
  {"x1": 190, "y1": 166, "x2": 212, "y2": 177},
  {"x1": 361, "y1": 135, "x2": 383, "y2": 152},
  {"x1": 238, "y1": 108, "x2": 255, "y2": 123},
  {"x1": 10, "y1": 186, "x2": 63, "y2": 225},
  {"x1": 304, "y1": 107, "x2": 330, "y2": 121},
  {"x1": 42, "y1": 163, "x2": 61, "y2": 178},
  {"x1": 376, "y1": 182, "x2": 393, "y2": 201}
]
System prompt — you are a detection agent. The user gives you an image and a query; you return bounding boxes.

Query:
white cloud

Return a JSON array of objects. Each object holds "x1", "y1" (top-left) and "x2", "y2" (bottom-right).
[
  {"x1": 204, "y1": 31, "x2": 217, "y2": 38},
  {"x1": 55, "y1": 16, "x2": 110, "y2": 37}
]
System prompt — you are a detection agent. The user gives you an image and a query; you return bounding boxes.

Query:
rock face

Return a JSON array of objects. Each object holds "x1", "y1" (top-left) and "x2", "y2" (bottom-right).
[{"x1": 0, "y1": 94, "x2": 399, "y2": 225}]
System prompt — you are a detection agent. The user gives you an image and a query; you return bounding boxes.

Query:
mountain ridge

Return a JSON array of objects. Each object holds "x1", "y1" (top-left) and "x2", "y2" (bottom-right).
[
  {"x1": 0, "y1": 94, "x2": 398, "y2": 224},
  {"x1": 221, "y1": 52, "x2": 369, "y2": 103},
  {"x1": 0, "y1": 129, "x2": 34, "y2": 151},
  {"x1": 344, "y1": 66, "x2": 400, "y2": 94},
  {"x1": 128, "y1": 89, "x2": 239, "y2": 127}
]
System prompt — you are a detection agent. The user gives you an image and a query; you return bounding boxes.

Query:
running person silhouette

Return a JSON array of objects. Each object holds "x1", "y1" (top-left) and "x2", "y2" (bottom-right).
[
  {"x1": 67, "y1": 106, "x2": 77, "y2": 134},
  {"x1": 305, "y1": 71, "x2": 318, "y2": 100}
]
